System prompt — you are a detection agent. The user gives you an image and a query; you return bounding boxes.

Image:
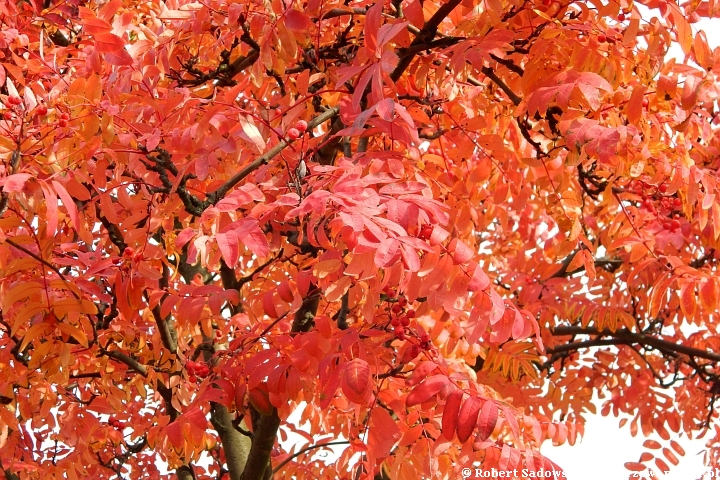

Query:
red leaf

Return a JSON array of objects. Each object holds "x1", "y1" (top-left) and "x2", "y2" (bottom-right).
[
  {"x1": 456, "y1": 396, "x2": 481, "y2": 443},
  {"x1": 104, "y1": 50, "x2": 133, "y2": 66},
  {"x1": 476, "y1": 400, "x2": 498, "y2": 441},
  {"x1": 407, "y1": 361, "x2": 440, "y2": 386},
  {"x1": 277, "y1": 281, "x2": 295, "y2": 303},
  {"x1": 441, "y1": 389, "x2": 463, "y2": 440},
  {"x1": 0, "y1": 173, "x2": 31, "y2": 192},
  {"x1": 81, "y1": 16, "x2": 112, "y2": 35},
  {"x1": 375, "y1": 238, "x2": 400, "y2": 267},
  {"x1": 342, "y1": 358, "x2": 371, "y2": 404},
  {"x1": 216, "y1": 232, "x2": 239, "y2": 267},
  {"x1": 624, "y1": 462, "x2": 646, "y2": 472},
  {"x1": 285, "y1": 9, "x2": 312, "y2": 31},
  {"x1": 406, "y1": 375, "x2": 449, "y2": 407},
  {"x1": 94, "y1": 33, "x2": 126, "y2": 53},
  {"x1": 643, "y1": 439, "x2": 662, "y2": 449},
  {"x1": 447, "y1": 238, "x2": 474, "y2": 264},
  {"x1": 249, "y1": 386, "x2": 273, "y2": 416},
  {"x1": 468, "y1": 262, "x2": 490, "y2": 291}
]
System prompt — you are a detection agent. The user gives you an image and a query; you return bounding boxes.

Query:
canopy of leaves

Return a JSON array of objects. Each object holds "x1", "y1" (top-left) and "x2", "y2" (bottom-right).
[{"x1": 0, "y1": 0, "x2": 718, "y2": 478}]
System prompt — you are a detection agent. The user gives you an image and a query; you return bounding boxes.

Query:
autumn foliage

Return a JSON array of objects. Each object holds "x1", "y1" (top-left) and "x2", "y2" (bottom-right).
[{"x1": 0, "y1": 0, "x2": 719, "y2": 478}]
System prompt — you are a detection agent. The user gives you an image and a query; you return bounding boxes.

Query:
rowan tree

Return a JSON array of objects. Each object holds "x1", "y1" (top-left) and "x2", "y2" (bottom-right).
[{"x1": 0, "y1": 0, "x2": 718, "y2": 478}]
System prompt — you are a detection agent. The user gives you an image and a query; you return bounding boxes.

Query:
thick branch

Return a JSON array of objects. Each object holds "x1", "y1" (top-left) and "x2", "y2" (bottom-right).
[
  {"x1": 177, "y1": 465, "x2": 195, "y2": 480},
  {"x1": 390, "y1": 0, "x2": 463, "y2": 82},
  {"x1": 151, "y1": 263, "x2": 178, "y2": 353},
  {"x1": 480, "y1": 66, "x2": 522, "y2": 106},
  {"x1": 550, "y1": 326, "x2": 720, "y2": 363},
  {"x1": 211, "y1": 405, "x2": 251, "y2": 480},
  {"x1": 105, "y1": 350, "x2": 148, "y2": 376},
  {"x1": 241, "y1": 408, "x2": 281, "y2": 480}
]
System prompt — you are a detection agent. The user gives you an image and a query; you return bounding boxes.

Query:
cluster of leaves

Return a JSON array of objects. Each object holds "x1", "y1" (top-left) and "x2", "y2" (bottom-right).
[{"x1": 0, "y1": 0, "x2": 718, "y2": 478}]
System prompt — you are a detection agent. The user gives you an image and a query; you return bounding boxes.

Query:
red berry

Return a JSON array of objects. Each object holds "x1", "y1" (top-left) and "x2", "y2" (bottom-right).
[
  {"x1": 60, "y1": 112, "x2": 70, "y2": 120},
  {"x1": 58, "y1": 119, "x2": 68, "y2": 127},
  {"x1": 36, "y1": 105, "x2": 48, "y2": 116},
  {"x1": 406, "y1": 309, "x2": 416, "y2": 318},
  {"x1": 658, "y1": 184, "x2": 667, "y2": 193},
  {"x1": 398, "y1": 297, "x2": 408, "y2": 307},
  {"x1": 189, "y1": 375, "x2": 197, "y2": 383},
  {"x1": 598, "y1": 34, "x2": 607, "y2": 43},
  {"x1": 419, "y1": 224, "x2": 433, "y2": 239},
  {"x1": 663, "y1": 222, "x2": 671, "y2": 230},
  {"x1": 642, "y1": 98, "x2": 649, "y2": 108},
  {"x1": 410, "y1": 345, "x2": 421, "y2": 358},
  {"x1": 109, "y1": 416, "x2": 115, "y2": 424},
  {"x1": 671, "y1": 219, "x2": 681, "y2": 229},
  {"x1": 674, "y1": 198, "x2": 682, "y2": 207},
  {"x1": 391, "y1": 317, "x2": 401, "y2": 327},
  {"x1": 399, "y1": 315, "x2": 410, "y2": 327},
  {"x1": 385, "y1": 288, "x2": 396, "y2": 298},
  {"x1": 391, "y1": 304, "x2": 403, "y2": 314},
  {"x1": 123, "y1": 247, "x2": 134, "y2": 256},
  {"x1": 394, "y1": 325, "x2": 404, "y2": 335},
  {"x1": 8, "y1": 95, "x2": 21, "y2": 105},
  {"x1": 618, "y1": 13, "x2": 625, "y2": 21},
  {"x1": 420, "y1": 333, "x2": 430, "y2": 343},
  {"x1": 3, "y1": 112, "x2": 12, "y2": 120},
  {"x1": 274, "y1": 108, "x2": 282, "y2": 116},
  {"x1": 295, "y1": 120, "x2": 308, "y2": 132},
  {"x1": 396, "y1": 332, "x2": 406, "y2": 341},
  {"x1": 286, "y1": 128, "x2": 300, "y2": 140}
]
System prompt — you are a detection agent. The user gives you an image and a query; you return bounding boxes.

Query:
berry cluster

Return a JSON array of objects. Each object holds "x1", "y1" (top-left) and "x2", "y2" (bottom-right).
[
  {"x1": 108, "y1": 416, "x2": 124, "y2": 429},
  {"x1": 186, "y1": 360, "x2": 210, "y2": 383},
  {"x1": 384, "y1": 287, "x2": 414, "y2": 340},
  {"x1": 3, "y1": 95, "x2": 53, "y2": 122},
  {"x1": 286, "y1": 120, "x2": 308, "y2": 140},
  {"x1": 632, "y1": 180, "x2": 684, "y2": 232},
  {"x1": 382, "y1": 287, "x2": 432, "y2": 355}
]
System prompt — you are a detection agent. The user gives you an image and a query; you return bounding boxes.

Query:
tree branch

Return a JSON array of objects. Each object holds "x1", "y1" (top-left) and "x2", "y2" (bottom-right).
[
  {"x1": 479, "y1": 66, "x2": 522, "y2": 106},
  {"x1": 271, "y1": 441, "x2": 349, "y2": 475},
  {"x1": 211, "y1": 404, "x2": 251, "y2": 480},
  {"x1": 240, "y1": 407, "x2": 282, "y2": 480},
  {"x1": 205, "y1": 107, "x2": 339, "y2": 207},
  {"x1": 550, "y1": 326, "x2": 720, "y2": 363},
  {"x1": 390, "y1": 0, "x2": 463, "y2": 82},
  {"x1": 105, "y1": 350, "x2": 148, "y2": 376}
]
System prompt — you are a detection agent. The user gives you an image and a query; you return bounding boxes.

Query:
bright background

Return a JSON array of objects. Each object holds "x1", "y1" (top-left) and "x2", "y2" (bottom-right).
[{"x1": 542, "y1": 12, "x2": 720, "y2": 480}]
